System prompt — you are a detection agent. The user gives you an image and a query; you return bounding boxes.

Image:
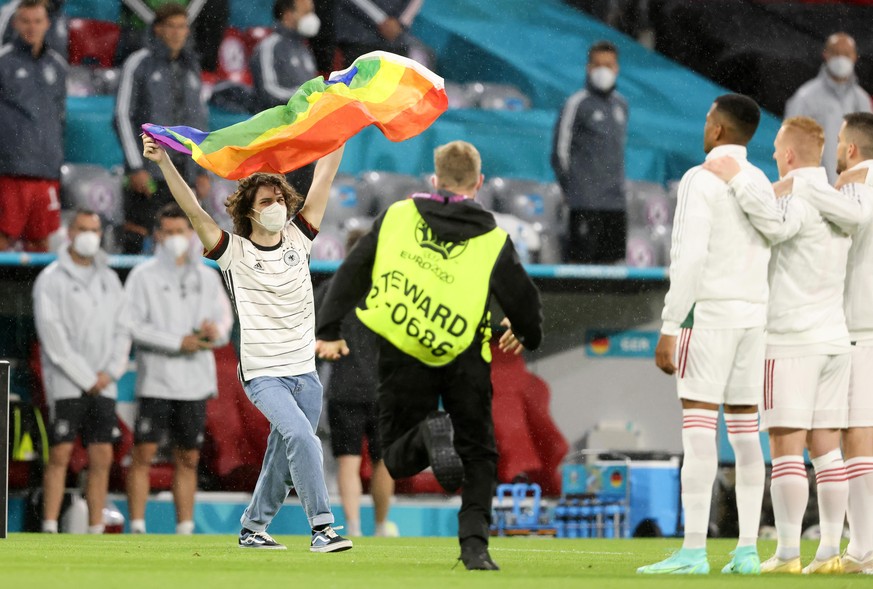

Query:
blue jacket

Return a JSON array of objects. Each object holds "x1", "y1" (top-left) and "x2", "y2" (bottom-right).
[{"x1": 0, "y1": 37, "x2": 66, "y2": 179}]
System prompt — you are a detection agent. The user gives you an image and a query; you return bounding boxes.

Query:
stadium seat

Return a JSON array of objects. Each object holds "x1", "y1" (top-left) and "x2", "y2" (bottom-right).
[
  {"x1": 201, "y1": 173, "x2": 237, "y2": 232},
  {"x1": 67, "y1": 18, "x2": 120, "y2": 68},
  {"x1": 60, "y1": 163, "x2": 124, "y2": 225},
  {"x1": 243, "y1": 26, "x2": 272, "y2": 51},
  {"x1": 464, "y1": 82, "x2": 531, "y2": 111},
  {"x1": 625, "y1": 225, "x2": 671, "y2": 268},
  {"x1": 626, "y1": 180, "x2": 672, "y2": 229},
  {"x1": 66, "y1": 65, "x2": 98, "y2": 97},
  {"x1": 492, "y1": 212, "x2": 542, "y2": 264},
  {"x1": 486, "y1": 178, "x2": 566, "y2": 263},
  {"x1": 216, "y1": 27, "x2": 252, "y2": 85},
  {"x1": 310, "y1": 228, "x2": 346, "y2": 261},
  {"x1": 356, "y1": 171, "x2": 430, "y2": 216},
  {"x1": 444, "y1": 81, "x2": 474, "y2": 109},
  {"x1": 321, "y1": 173, "x2": 362, "y2": 231}
]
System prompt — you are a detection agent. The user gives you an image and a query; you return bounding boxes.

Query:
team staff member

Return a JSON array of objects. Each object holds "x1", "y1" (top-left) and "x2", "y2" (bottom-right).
[
  {"x1": 706, "y1": 116, "x2": 873, "y2": 574},
  {"x1": 33, "y1": 210, "x2": 131, "y2": 534},
  {"x1": 124, "y1": 203, "x2": 232, "y2": 535},
  {"x1": 0, "y1": 0, "x2": 66, "y2": 252},
  {"x1": 315, "y1": 140, "x2": 543, "y2": 571},
  {"x1": 141, "y1": 133, "x2": 352, "y2": 553},
  {"x1": 115, "y1": 2, "x2": 210, "y2": 254}
]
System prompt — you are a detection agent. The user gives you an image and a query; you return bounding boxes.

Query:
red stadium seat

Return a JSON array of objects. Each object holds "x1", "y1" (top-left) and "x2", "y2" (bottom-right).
[
  {"x1": 68, "y1": 18, "x2": 120, "y2": 68},
  {"x1": 216, "y1": 27, "x2": 252, "y2": 85}
]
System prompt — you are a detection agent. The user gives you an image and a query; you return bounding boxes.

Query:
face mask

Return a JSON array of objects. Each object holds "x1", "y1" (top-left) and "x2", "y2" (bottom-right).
[
  {"x1": 589, "y1": 66, "x2": 617, "y2": 92},
  {"x1": 297, "y1": 12, "x2": 321, "y2": 38},
  {"x1": 251, "y1": 202, "x2": 287, "y2": 233},
  {"x1": 72, "y1": 231, "x2": 100, "y2": 258},
  {"x1": 827, "y1": 56, "x2": 854, "y2": 79},
  {"x1": 164, "y1": 234, "x2": 190, "y2": 259}
]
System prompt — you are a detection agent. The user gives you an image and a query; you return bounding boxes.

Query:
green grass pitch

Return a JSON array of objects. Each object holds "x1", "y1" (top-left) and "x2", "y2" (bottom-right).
[{"x1": 0, "y1": 535, "x2": 867, "y2": 588}]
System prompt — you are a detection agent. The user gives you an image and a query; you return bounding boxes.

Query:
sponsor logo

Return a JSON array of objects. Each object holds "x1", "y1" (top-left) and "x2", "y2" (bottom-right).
[{"x1": 415, "y1": 220, "x2": 467, "y2": 260}]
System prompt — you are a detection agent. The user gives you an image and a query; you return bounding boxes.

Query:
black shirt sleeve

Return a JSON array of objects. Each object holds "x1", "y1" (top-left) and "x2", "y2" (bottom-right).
[
  {"x1": 490, "y1": 237, "x2": 544, "y2": 350},
  {"x1": 315, "y1": 215, "x2": 383, "y2": 341}
]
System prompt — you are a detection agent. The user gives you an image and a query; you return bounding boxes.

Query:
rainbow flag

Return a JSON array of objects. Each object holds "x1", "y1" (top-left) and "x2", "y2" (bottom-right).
[{"x1": 142, "y1": 51, "x2": 448, "y2": 180}]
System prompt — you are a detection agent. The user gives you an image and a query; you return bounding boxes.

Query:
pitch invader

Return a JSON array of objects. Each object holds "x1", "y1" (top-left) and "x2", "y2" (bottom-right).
[{"x1": 640, "y1": 95, "x2": 803, "y2": 575}]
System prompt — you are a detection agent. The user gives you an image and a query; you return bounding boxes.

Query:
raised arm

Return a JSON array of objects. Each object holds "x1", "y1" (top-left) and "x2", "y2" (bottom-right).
[
  {"x1": 299, "y1": 144, "x2": 345, "y2": 230},
  {"x1": 142, "y1": 134, "x2": 222, "y2": 251}
]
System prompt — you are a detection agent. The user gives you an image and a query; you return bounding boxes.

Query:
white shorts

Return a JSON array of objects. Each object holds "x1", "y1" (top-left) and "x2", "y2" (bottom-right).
[
  {"x1": 849, "y1": 345, "x2": 873, "y2": 427},
  {"x1": 675, "y1": 326, "x2": 764, "y2": 406},
  {"x1": 761, "y1": 354, "x2": 849, "y2": 431}
]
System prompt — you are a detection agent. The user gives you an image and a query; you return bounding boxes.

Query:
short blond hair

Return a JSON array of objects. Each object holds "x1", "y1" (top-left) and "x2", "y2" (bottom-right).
[
  {"x1": 434, "y1": 141, "x2": 481, "y2": 190},
  {"x1": 781, "y1": 116, "x2": 825, "y2": 165}
]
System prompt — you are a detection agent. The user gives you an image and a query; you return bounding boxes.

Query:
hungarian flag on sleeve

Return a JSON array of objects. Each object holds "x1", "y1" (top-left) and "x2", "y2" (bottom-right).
[{"x1": 142, "y1": 51, "x2": 448, "y2": 180}]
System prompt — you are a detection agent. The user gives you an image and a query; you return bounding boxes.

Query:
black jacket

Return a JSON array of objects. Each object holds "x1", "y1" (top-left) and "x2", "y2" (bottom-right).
[{"x1": 316, "y1": 193, "x2": 544, "y2": 356}]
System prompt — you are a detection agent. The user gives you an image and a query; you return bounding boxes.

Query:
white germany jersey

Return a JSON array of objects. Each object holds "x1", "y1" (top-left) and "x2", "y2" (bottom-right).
[{"x1": 206, "y1": 217, "x2": 318, "y2": 380}]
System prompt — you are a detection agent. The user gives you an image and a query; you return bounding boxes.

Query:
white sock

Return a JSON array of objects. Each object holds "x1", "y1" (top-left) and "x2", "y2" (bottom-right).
[
  {"x1": 680, "y1": 408, "x2": 719, "y2": 550},
  {"x1": 130, "y1": 519, "x2": 146, "y2": 534},
  {"x1": 88, "y1": 524, "x2": 106, "y2": 534},
  {"x1": 846, "y1": 457, "x2": 873, "y2": 560},
  {"x1": 812, "y1": 450, "x2": 848, "y2": 561},
  {"x1": 176, "y1": 520, "x2": 195, "y2": 535},
  {"x1": 726, "y1": 413, "x2": 764, "y2": 548},
  {"x1": 770, "y1": 455, "x2": 807, "y2": 561},
  {"x1": 42, "y1": 520, "x2": 58, "y2": 534}
]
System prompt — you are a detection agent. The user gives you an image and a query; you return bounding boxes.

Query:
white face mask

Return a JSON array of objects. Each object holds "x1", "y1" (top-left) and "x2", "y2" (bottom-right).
[
  {"x1": 163, "y1": 234, "x2": 191, "y2": 259},
  {"x1": 826, "y1": 55, "x2": 854, "y2": 79},
  {"x1": 297, "y1": 12, "x2": 321, "y2": 38},
  {"x1": 251, "y1": 202, "x2": 287, "y2": 233},
  {"x1": 72, "y1": 231, "x2": 100, "y2": 258},
  {"x1": 589, "y1": 66, "x2": 617, "y2": 92}
]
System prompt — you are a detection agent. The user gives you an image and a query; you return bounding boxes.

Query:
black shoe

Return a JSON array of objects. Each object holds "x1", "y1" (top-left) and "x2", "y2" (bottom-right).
[
  {"x1": 310, "y1": 525, "x2": 353, "y2": 553},
  {"x1": 421, "y1": 412, "x2": 464, "y2": 493},
  {"x1": 238, "y1": 527, "x2": 286, "y2": 549},
  {"x1": 460, "y1": 539, "x2": 500, "y2": 571}
]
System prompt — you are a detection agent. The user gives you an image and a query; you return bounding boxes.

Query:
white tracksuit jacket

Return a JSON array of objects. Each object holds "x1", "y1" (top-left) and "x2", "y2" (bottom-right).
[{"x1": 125, "y1": 246, "x2": 233, "y2": 401}]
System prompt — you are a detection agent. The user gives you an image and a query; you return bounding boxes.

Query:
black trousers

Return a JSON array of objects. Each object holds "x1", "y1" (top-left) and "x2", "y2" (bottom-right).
[
  {"x1": 376, "y1": 340, "x2": 498, "y2": 544},
  {"x1": 565, "y1": 209, "x2": 627, "y2": 264}
]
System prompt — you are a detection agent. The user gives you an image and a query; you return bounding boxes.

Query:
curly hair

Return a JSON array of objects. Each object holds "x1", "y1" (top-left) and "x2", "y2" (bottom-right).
[{"x1": 224, "y1": 173, "x2": 304, "y2": 238}]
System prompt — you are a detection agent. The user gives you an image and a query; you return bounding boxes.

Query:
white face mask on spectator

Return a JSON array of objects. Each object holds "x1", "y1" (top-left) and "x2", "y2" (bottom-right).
[
  {"x1": 826, "y1": 55, "x2": 854, "y2": 79},
  {"x1": 297, "y1": 12, "x2": 321, "y2": 38},
  {"x1": 250, "y1": 202, "x2": 287, "y2": 233},
  {"x1": 164, "y1": 234, "x2": 190, "y2": 259},
  {"x1": 589, "y1": 66, "x2": 617, "y2": 92},
  {"x1": 72, "y1": 231, "x2": 100, "y2": 258}
]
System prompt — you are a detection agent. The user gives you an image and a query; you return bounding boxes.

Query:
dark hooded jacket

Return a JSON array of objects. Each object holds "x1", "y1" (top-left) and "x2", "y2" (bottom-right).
[{"x1": 316, "y1": 192, "x2": 543, "y2": 355}]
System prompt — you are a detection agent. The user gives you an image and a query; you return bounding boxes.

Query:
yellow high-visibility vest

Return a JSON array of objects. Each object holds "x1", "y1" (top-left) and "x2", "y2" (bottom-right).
[{"x1": 357, "y1": 199, "x2": 506, "y2": 366}]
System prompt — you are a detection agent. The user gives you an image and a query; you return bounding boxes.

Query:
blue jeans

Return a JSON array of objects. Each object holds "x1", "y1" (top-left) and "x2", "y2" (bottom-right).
[{"x1": 240, "y1": 372, "x2": 334, "y2": 531}]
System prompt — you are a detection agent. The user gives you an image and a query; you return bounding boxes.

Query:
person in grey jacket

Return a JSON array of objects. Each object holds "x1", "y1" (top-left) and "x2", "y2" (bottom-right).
[
  {"x1": 250, "y1": 0, "x2": 319, "y2": 195},
  {"x1": 0, "y1": 0, "x2": 66, "y2": 253},
  {"x1": 124, "y1": 203, "x2": 232, "y2": 535},
  {"x1": 251, "y1": 0, "x2": 318, "y2": 112},
  {"x1": 33, "y1": 209, "x2": 131, "y2": 534},
  {"x1": 551, "y1": 40, "x2": 628, "y2": 264},
  {"x1": 335, "y1": 0, "x2": 423, "y2": 68},
  {"x1": 785, "y1": 33, "x2": 872, "y2": 183},
  {"x1": 114, "y1": 2, "x2": 210, "y2": 254}
]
